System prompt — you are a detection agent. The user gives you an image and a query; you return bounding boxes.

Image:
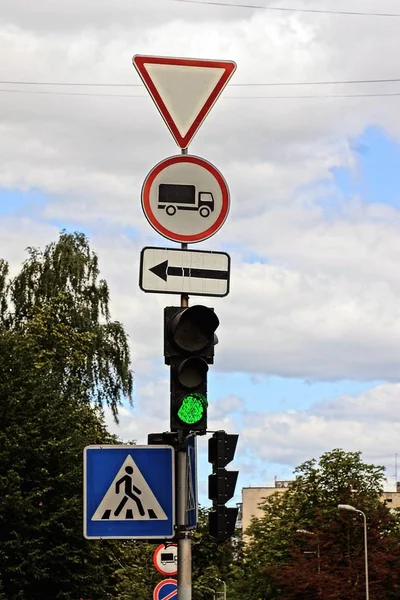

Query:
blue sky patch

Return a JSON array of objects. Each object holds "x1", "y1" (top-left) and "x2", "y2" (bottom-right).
[
  {"x1": 211, "y1": 372, "x2": 382, "y2": 414},
  {"x1": 0, "y1": 188, "x2": 47, "y2": 216},
  {"x1": 331, "y1": 126, "x2": 400, "y2": 209}
]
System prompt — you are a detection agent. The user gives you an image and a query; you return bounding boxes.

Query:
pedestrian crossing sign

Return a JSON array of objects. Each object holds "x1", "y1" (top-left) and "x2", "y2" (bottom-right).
[{"x1": 84, "y1": 445, "x2": 175, "y2": 539}]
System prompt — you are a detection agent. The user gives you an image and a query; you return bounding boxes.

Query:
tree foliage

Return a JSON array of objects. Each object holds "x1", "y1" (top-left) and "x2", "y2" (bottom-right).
[
  {"x1": 2, "y1": 231, "x2": 133, "y2": 418},
  {"x1": 240, "y1": 449, "x2": 400, "y2": 600},
  {"x1": 9, "y1": 232, "x2": 399, "y2": 600},
  {"x1": 0, "y1": 232, "x2": 133, "y2": 599}
]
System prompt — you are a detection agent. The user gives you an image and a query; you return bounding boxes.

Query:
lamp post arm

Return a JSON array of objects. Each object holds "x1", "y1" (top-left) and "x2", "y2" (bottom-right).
[
  {"x1": 202, "y1": 587, "x2": 216, "y2": 600},
  {"x1": 216, "y1": 579, "x2": 226, "y2": 600}
]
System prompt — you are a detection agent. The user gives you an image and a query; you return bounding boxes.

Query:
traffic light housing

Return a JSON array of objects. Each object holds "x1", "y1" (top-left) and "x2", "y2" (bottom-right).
[
  {"x1": 164, "y1": 305, "x2": 219, "y2": 434},
  {"x1": 208, "y1": 431, "x2": 239, "y2": 542},
  {"x1": 148, "y1": 432, "x2": 178, "y2": 447}
]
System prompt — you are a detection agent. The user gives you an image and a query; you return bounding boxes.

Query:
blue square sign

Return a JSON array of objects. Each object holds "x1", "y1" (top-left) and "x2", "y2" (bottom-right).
[{"x1": 84, "y1": 445, "x2": 175, "y2": 539}]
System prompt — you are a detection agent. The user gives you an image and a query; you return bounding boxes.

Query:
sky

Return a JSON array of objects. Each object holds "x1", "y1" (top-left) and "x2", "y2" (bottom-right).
[{"x1": 2, "y1": 0, "x2": 400, "y2": 508}]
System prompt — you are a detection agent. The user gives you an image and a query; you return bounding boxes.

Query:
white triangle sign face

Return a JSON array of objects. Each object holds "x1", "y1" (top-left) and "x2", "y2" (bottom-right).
[
  {"x1": 133, "y1": 55, "x2": 236, "y2": 148},
  {"x1": 91, "y1": 454, "x2": 168, "y2": 521}
]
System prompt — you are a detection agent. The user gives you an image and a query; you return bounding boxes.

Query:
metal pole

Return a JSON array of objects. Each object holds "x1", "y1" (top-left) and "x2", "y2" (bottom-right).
[
  {"x1": 338, "y1": 505, "x2": 369, "y2": 600},
  {"x1": 177, "y1": 449, "x2": 191, "y2": 600},
  {"x1": 177, "y1": 145, "x2": 191, "y2": 600},
  {"x1": 359, "y1": 510, "x2": 369, "y2": 600},
  {"x1": 180, "y1": 147, "x2": 189, "y2": 308}
]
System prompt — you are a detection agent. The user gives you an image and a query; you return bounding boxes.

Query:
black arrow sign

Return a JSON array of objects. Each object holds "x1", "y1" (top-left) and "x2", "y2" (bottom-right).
[{"x1": 150, "y1": 260, "x2": 229, "y2": 282}]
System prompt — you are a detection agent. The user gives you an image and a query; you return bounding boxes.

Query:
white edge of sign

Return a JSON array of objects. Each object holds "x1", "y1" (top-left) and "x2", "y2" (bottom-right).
[
  {"x1": 139, "y1": 247, "x2": 231, "y2": 298},
  {"x1": 83, "y1": 444, "x2": 175, "y2": 539},
  {"x1": 186, "y1": 433, "x2": 198, "y2": 530}
]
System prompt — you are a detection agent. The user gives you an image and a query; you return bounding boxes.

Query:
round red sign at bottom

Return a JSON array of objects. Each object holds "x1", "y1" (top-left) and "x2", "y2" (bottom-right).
[{"x1": 153, "y1": 578, "x2": 178, "y2": 600}]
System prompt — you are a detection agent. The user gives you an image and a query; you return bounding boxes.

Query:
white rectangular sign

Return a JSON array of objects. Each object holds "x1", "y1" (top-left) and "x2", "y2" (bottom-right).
[{"x1": 139, "y1": 247, "x2": 230, "y2": 297}]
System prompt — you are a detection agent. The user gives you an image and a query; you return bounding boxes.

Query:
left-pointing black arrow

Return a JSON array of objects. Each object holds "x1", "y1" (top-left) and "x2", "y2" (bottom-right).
[{"x1": 150, "y1": 260, "x2": 228, "y2": 282}]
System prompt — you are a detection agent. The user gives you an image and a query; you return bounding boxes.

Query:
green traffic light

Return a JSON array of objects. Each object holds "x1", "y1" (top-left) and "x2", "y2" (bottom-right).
[{"x1": 177, "y1": 393, "x2": 208, "y2": 425}]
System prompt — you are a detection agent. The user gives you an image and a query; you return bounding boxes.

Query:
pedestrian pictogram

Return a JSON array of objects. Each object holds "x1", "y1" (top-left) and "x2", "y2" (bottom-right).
[
  {"x1": 141, "y1": 155, "x2": 230, "y2": 244},
  {"x1": 132, "y1": 55, "x2": 236, "y2": 148},
  {"x1": 153, "y1": 544, "x2": 178, "y2": 576},
  {"x1": 153, "y1": 578, "x2": 178, "y2": 600},
  {"x1": 91, "y1": 454, "x2": 167, "y2": 521},
  {"x1": 84, "y1": 445, "x2": 175, "y2": 539}
]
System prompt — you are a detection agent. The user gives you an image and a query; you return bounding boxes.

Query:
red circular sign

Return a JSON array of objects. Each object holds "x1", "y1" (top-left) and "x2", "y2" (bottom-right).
[
  {"x1": 153, "y1": 578, "x2": 177, "y2": 600},
  {"x1": 141, "y1": 155, "x2": 230, "y2": 244},
  {"x1": 153, "y1": 543, "x2": 178, "y2": 576}
]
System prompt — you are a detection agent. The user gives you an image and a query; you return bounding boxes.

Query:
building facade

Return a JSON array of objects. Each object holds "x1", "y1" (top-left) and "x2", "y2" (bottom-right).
[{"x1": 241, "y1": 481, "x2": 400, "y2": 535}]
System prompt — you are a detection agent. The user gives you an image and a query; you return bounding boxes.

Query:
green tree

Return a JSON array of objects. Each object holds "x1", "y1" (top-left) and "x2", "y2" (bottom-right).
[
  {"x1": 4, "y1": 230, "x2": 133, "y2": 419},
  {"x1": 240, "y1": 449, "x2": 400, "y2": 600},
  {"x1": 0, "y1": 232, "x2": 133, "y2": 599}
]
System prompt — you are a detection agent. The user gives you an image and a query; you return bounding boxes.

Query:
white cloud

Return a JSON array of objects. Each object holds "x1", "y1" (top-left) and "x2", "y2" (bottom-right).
[
  {"x1": 240, "y1": 382, "x2": 400, "y2": 473},
  {"x1": 3, "y1": 0, "x2": 400, "y2": 491},
  {"x1": 106, "y1": 381, "x2": 400, "y2": 494},
  {"x1": 2, "y1": 2, "x2": 398, "y2": 207},
  {"x1": 0, "y1": 216, "x2": 59, "y2": 275}
]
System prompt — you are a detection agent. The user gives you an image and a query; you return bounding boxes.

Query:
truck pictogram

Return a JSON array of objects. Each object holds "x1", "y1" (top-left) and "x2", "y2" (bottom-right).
[
  {"x1": 160, "y1": 551, "x2": 177, "y2": 566},
  {"x1": 158, "y1": 184, "x2": 214, "y2": 218}
]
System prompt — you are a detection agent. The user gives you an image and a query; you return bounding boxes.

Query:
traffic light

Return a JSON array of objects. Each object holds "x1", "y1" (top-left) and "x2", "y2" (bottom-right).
[
  {"x1": 164, "y1": 305, "x2": 219, "y2": 434},
  {"x1": 208, "y1": 431, "x2": 239, "y2": 542}
]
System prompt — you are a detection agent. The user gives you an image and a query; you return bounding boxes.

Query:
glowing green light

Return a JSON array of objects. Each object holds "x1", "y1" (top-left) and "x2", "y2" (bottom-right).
[{"x1": 177, "y1": 393, "x2": 207, "y2": 425}]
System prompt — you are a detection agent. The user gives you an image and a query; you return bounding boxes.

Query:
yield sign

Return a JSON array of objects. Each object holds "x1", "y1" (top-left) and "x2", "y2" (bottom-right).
[{"x1": 132, "y1": 55, "x2": 236, "y2": 148}]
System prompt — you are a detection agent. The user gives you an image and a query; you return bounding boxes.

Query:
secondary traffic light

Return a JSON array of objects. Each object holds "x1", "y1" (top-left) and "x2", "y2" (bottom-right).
[
  {"x1": 208, "y1": 431, "x2": 239, "y2": 542},
  {"x1": 164, "y1": 305, "x2": 219, "y2": 434}
]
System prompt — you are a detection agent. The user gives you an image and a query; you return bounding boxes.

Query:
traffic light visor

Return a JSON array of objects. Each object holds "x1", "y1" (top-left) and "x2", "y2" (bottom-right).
[
  {"x1": 209, "y1": 506, "x2": 238, "y2": 542},
  {"x1": 170, "y1": 305, "x2": 219, "y2": 353},
  {"x1": 208, "y1": 432, "x2": 239, "y2": 467}
]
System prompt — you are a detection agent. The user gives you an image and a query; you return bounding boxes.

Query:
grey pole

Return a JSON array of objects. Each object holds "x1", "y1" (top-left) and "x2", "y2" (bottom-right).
[
  {"x1": 359, "y1": 510, "x2": 369, "y2": 600},
  {"x1": 177, "y1": 448, "x2": 191, "y2": 600},
  {"x1": 338, "y1": 505, "x2": 369, "y2": 600},
  {"x1": 177, "y1": 143, "x2": 192, "y2": 600}
]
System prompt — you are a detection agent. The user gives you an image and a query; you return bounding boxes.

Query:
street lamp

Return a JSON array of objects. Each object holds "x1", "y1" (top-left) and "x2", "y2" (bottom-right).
[
  {"x1": 203, "y1": 587, "x2": 216, "y2": 600},
  {"x1": 338, "y1": 504, "x2": 369, "y2": 600},
  {"x1": 296, "y1": 529, "x2": 321, "y2": 574},
  {"x1": 216, "y1": 578, "x2": 226, "y2": 600}
]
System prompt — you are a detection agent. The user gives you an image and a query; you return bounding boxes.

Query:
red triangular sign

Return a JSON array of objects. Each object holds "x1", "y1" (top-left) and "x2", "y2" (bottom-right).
[{"x1": 132, "y1": 55, "x2": 236, "y2": 149}]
